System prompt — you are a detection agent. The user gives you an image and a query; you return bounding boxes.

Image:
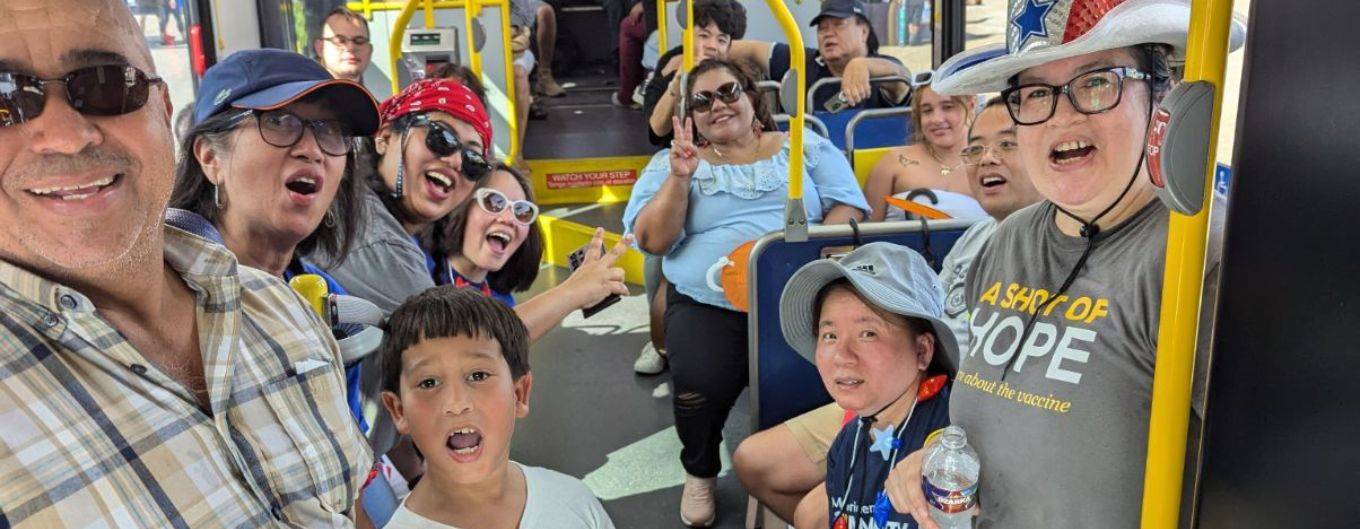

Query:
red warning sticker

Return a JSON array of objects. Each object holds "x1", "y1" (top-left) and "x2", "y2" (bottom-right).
[{"x1": 545, "y1": 169, "x2": 639, "y2": 189}]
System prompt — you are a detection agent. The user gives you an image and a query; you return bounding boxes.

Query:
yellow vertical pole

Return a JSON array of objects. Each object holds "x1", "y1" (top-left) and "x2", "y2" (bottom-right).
[
  {"x1": 765, "y1": 0, "x2": 805, "y2": 199},
  {"x1": 1140, "y1": 0, "x2": 1234, "y2": 527},
  {"x1": 500, "y1": 3, "x2": 520, "y2": 162},
  {"x1": 423, "y1": 0, "x2": 436, "y2": 28},
  {"x1": 656, "y1": 0, "x2": 669, "y2": 52},
  {"x1": 681, "y1": 0, "x2": 694, "y2": 71},
  {"x1": 465, "y1": 0, "x2": 482, "y2": 75},
  {"x1": 389, "y1": 0, "x2": 422, "y2": 94}
]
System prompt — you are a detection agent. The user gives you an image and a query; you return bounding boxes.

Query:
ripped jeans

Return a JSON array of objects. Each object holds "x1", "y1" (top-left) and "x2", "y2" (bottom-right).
[{"x1": 665, "y1": 284, "x2": 749, "y2": 478}]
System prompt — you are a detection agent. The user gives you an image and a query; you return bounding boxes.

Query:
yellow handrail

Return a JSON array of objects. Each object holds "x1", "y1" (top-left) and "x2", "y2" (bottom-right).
[
  {"x1": 349, "y1": 0, "x2": 507, "y2": 10},
  {"x1": 681, "y1": 0, "x2": 694, "y2": 71},
  {"x1": 656, "y1": 0, "x2": 669, "y2": 52},
  {"x1": 423, "y1": 0, "x2": 436, "y2": 28},
  {"x1": 463, "y1": 0, "x2": 481, "y2": 75},
  {"x1": 500, "y1": 2, "x2": 519, "y2": 162},
  {"x1": 387, "y1": 0, "x2": 422, "y2": 95},
  {"x1": 1140, "y1": 0, "x2": 1235, "y2": 526},
  {"x1": 765, "y1": 0, "x2": 805, "y2": 200}
]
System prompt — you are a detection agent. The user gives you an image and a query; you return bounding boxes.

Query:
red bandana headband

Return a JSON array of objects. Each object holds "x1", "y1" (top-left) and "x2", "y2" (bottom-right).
[{"x1": 378, "y1": 79, "x2": 494, "y2": 157}]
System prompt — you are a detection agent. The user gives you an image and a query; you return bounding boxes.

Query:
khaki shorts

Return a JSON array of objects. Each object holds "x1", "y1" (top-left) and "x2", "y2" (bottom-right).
[{"x1": 784, "y1": 402, "x2": 849, "y2": 473}]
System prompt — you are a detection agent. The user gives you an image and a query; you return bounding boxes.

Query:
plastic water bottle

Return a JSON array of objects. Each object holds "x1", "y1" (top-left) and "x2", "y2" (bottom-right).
[{"x1": 922, "y1": 426, "x2": 979, "y2": 529}]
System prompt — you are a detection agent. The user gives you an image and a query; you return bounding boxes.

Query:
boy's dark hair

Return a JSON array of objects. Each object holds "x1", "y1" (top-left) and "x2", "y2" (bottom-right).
[
  {"x1": 694, "y1": 0, "x2": 747, "y2": 40},
  {"x1": 429, "y1": 161, "x2": 544, "y2": 293},
  {"x1": 379, "y1": 286, "x2": 531, "y2": 394}
]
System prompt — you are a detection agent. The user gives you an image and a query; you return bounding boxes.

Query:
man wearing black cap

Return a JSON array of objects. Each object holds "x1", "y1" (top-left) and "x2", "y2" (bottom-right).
[
  {"x1": 730, "y1": 0, "x2": 911, "y2": 112},
  {"x1": 0, "y1": 1, "x2": 372, "y2": 527}
]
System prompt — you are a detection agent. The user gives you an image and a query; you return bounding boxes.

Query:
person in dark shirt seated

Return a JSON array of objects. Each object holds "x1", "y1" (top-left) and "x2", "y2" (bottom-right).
[
  {"x1": 727, "y1": 0, "x2": 911, "y2": 113},
  {"x1": 642, "y1": 0, "x2": 748, "y2": 147},
  {"x1": 777, "y1": 243, "x2": 956, "y2": 529}
]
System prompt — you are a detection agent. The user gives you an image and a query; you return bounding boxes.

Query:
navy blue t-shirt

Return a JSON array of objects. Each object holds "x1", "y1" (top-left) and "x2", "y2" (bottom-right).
[
  {"x1": 433, "y1": 260, "x2": 518, "y2": 308},
  {"x1": 768, "y1": 43, "x2": 910, "y2": 112},
  {"x1": 825, "y1": 382, "x2": 952, "y2": 529}
]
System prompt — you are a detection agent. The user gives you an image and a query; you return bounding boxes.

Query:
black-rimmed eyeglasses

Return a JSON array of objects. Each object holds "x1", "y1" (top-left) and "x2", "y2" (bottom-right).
[
  {"x1": 0, "y1": 65, "x2": 164, "y2": 128},
  {"x1": 1000, "y1": 66, "x2": 1152, "y2": 126},
  {"x1": 227, "y1": 109, "x2": 354, "y2": 157}
]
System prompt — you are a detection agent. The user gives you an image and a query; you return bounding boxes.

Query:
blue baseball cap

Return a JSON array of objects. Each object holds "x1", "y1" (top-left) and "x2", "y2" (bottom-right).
[{"x1": 194, "y1": 49, "x2": 379, "y2": 134}]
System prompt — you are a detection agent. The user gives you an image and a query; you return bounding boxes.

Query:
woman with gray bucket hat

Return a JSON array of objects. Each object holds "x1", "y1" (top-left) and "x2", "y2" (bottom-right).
[{"x1": 778, "y1": 242, "x2": 956, "y2": 529}]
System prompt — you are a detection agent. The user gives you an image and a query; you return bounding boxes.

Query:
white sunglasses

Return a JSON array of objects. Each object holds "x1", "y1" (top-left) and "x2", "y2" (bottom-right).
[{"x1": 474, "y1": 188, "x2": 539, "y2": 226}]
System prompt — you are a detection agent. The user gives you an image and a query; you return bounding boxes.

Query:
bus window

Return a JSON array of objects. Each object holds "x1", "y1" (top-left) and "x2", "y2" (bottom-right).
[
  {"x1": 876, "y1": 0, "x2": 934, "y2": 75},
  {"x1": 130, "y1": 0, "x2": 197, "y2": 141},
  {"x1": 963, "y1": 0, "x2": 1005, "y2": 52}
]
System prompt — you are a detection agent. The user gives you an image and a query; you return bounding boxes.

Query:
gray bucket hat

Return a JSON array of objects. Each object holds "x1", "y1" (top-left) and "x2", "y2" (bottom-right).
[{"x1": 779, "y1": 242, "x2": 957, "y2": 375}]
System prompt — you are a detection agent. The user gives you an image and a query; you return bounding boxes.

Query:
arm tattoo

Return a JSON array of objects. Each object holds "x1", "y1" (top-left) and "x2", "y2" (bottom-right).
[{"x1": 897, "y1": 155, "x2": 920, "y2": 168}]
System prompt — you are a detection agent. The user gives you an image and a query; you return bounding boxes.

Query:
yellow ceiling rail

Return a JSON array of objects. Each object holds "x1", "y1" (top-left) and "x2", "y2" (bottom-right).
[
  {"x1": 1140, "y1": 0, "x2": 1235, "y2": 527},
  {"x1": 348, "y1": 0, "x2": 507, "y2": 10},
  {"x1": 765, "y1": 0, "x2": 805, "y2": 201},
  {"x1": 387, "y1": 0, "x2": 422, "y2": 95}
]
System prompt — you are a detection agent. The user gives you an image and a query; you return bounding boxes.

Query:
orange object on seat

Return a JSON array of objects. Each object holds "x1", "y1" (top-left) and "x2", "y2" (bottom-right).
[
  {"x1": 720, "y1": 240, "x2": 755, "y2": 312},
  {"x1": 883, "y1": 195, "x2": 953, "y2": 220}
]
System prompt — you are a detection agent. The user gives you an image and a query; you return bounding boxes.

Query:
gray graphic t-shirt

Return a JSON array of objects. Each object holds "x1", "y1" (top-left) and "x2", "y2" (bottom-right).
[
  {"x1": 938, "y1": 218, "x2": 997, "y2": 350},
  {"x1": 954, "y1": 200, "x2": 1171, "y2": 529}
]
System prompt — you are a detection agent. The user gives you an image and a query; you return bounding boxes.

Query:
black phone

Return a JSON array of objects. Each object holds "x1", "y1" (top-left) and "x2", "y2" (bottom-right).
[{"x1": 568, "y1": 244, "x2": 622, "y2": 319}]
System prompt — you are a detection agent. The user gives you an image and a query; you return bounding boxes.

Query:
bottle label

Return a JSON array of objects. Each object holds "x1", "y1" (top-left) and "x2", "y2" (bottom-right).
[{"x1": 924, "y1": 480, "x2": 978, "y2": 514}]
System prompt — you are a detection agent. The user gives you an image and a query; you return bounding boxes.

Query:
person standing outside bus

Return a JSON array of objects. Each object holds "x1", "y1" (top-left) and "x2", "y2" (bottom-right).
[
  {"x1": 0, "y1": 1, "x2": 372, "y2": 526},
  {"x1": 314, "y1": 7, "x2": 374, "y2": 87},
  {"x1": 883, "y1": 1, "x2": 1243, "y2": 527}
]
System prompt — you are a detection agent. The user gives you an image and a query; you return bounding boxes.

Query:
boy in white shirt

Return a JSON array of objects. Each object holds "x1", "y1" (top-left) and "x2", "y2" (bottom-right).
[{"x1": 379, "y1": 286, "x2": 615, "y2": 528}]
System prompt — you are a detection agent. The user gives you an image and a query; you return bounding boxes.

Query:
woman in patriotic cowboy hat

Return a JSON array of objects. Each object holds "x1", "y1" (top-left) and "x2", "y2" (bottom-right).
[{"x1": 880, "y1": 1, "x2": 1243, "y2": 528}]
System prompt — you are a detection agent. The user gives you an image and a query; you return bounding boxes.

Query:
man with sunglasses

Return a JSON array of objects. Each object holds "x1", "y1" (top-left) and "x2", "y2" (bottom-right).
[
  {"x1": 0, "y1": 1, "x2": 373, "y2": 527},
  {"x1": 314, "y1": 6, "x2": 374, "y2": 90},
  {"x1": 881, "y1": 1, "x2": 1243, "y2": 528}
]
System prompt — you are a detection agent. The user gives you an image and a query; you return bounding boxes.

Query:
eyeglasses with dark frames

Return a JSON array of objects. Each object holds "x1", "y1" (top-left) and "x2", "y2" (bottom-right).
[
  {"x1": 1000, "y1": 66, "x2": 1152, "y2": 126},
  {"x1": 227, "y1": 109, "x2": 354, "y2": 157}
]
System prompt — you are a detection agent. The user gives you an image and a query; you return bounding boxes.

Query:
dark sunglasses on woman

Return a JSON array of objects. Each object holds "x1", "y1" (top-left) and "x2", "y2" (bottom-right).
[
  {"x1": 0, "y1": 65, "x2": 164, "y2": 127},
  {"x1": 688, "y1": 81, "x2": 744, "y2": 114},
  {"x1": 226, "y1": 109, "x2": 354, "y2": 157},
  {"x1": 418, "y1": 118, "x2": 492, "y2": 181}
]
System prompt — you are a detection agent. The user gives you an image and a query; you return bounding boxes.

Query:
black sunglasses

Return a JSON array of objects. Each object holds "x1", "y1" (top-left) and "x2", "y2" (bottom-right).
[
  {"x1": 418, "y1": 119, "x2": 491, "y2": 180},
  {"x1": 227, "y1": 109, "x2": 354, "y2": 157},
  {"x1": 688, "y1": 81, "x2": 745, "y2": 114},
  {"x1": 0, "y1": 65, "x2": 164, "y2": 128}
]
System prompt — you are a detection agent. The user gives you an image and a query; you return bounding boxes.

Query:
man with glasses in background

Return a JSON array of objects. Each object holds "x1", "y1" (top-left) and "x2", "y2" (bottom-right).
[
  {"x1": 314, "y1": 6, "x2": 374, "y2": 88},
  {"x1": 0, "y1": 1, "x2": 372, "y2": 527}
]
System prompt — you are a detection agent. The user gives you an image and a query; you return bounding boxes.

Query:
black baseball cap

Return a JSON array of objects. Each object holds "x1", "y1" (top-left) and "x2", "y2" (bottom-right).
[{"x1": 810, "y1": 0, "x2": 869, "y2": 26}]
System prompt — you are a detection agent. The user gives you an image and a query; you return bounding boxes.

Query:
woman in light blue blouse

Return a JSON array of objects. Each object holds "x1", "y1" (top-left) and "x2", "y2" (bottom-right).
[{"x1": 622, "y1": 59, "x2": 869, "y2": 526}]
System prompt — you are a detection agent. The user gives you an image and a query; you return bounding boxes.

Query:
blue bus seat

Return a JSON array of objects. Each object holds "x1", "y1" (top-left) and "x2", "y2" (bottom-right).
[
  {"x1": 746, "y1": 219, "x2": 977, "y2": 431},
  {"x1": 813, "y1": 109, "x2": 912, "y2": 153}
]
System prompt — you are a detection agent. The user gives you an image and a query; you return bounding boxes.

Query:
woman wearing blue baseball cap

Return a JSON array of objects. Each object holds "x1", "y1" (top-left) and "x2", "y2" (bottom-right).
[
  {"x1": 168, "y1": 48, "x2": 380, "y2": 430},
  {"x1": 882, "y1": 1, "x2": 1244, "y2": 528}
]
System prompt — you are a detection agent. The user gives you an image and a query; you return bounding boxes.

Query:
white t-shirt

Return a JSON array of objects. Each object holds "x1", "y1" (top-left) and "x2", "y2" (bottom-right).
[{"x1": 385, "y1": 463, "x2": 615, "y2": 529}]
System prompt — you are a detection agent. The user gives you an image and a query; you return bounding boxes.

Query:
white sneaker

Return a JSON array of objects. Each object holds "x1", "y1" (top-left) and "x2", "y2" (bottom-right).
[
  {"x1": 633, "y1": 342, "x2": 666, "y2": 375},
  {"x1": 680, "y1": 473, "x2": 717, "y2": 527}
]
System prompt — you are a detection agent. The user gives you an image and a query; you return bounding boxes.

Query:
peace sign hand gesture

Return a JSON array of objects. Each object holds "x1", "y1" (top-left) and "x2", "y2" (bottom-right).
[{"x1": 669, "y1": 116, "x2": 700, "y2": 180}]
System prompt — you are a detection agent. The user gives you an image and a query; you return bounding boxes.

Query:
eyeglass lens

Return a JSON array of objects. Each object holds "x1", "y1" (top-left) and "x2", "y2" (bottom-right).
[
  {"x1": 424, "y1": 121, "x2": 490, "y2": 180},
  {"x1": 0, "y1": 65, "x2": 157, "y2": 128},
  {"x1": 1006, "y1": 69, "x2": 1127, "y2": 125},
  {"x1": 257, "y1": 111, "x2": 352, "y2": 156}
]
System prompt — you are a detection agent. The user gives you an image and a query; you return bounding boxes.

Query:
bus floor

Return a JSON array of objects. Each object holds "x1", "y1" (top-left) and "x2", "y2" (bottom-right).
[
  {"x1": 523, "y1": 68, "x2": 656, "y2": 160},
  {"x1": 511, "y1": 265, "x2": 756, "y2": 528}
]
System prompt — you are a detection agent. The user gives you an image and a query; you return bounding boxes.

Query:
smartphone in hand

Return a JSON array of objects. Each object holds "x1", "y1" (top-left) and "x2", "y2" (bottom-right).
[{"x1": 568, "y1": 244, "x2": 622, "y2": 319}]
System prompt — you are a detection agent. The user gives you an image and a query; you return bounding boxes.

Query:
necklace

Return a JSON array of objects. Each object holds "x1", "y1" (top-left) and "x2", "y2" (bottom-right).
[{"x1": 928, "y1": 144, "x2": 964, "y2": 177}]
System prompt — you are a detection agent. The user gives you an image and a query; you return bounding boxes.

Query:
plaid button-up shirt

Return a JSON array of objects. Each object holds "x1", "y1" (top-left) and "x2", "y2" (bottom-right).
[{"x1": 0, "y1": 227, "x2": 372, "y2": 528}]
